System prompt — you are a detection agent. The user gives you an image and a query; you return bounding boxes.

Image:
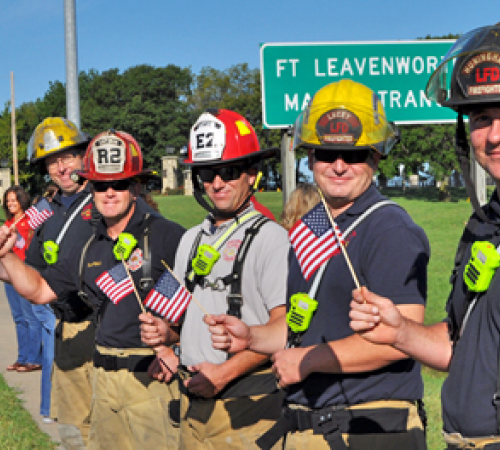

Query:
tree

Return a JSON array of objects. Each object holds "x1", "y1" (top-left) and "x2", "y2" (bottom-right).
[{"x1": 378, "y1": 33, "x2": 462, "y2": 187}]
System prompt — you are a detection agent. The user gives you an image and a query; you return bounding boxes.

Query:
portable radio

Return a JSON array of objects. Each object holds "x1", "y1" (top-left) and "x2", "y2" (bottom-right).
[
  {"x1": 192, "y1": 244, "x2": 220, "y2": 276},
  {"x1": 286, "y1": 293, "x2": 318, "y2": 334},
  {"x1": 113, "y1": 233, "x2": 138, "y2": 261},
  {"x1": 464, "y1": 241, "x2": 500, "y2": 292},
  {"x1": 43, "y1": 240, "x2": 59, "y2": 265}
]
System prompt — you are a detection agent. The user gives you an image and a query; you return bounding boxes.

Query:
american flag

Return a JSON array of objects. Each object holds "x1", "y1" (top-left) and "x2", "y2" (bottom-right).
[
  {"x1": 289, "y1": 201, "x2": 345, "y2": 281},
  {"x1": 25, "y1": 198, "x2": 53, "y2": 230},
  {"x1": 143, "y1": 270, "x2": 192, "y2": 323},
  {"x1": 95, "y1": 262, "x2": 134, "y2": 305}
]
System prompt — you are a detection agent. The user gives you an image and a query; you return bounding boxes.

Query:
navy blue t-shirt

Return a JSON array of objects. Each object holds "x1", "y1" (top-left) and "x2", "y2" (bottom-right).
[
  {"x1": 41, "y1": 199, "x2": 185, "y2": 348},
  {"x1": 286, "y1": 184, "x2": 429, "y2": 408},
  {"x1": 442, "y1": 190, "x2": 500, "y2": 437}
]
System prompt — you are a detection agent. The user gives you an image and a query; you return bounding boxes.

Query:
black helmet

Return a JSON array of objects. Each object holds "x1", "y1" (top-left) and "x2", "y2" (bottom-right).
[{"x1": 426, "y1": 23, "x2": 500, "y2": 111}]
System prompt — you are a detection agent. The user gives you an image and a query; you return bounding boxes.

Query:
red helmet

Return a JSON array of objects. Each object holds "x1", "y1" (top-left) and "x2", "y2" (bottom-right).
[
  {"x1": 184, "y1": 108, "x2": 277, "y2": 166},
  {"x1": 77, "y1": 130, "x2": 153, "y2": 181}
]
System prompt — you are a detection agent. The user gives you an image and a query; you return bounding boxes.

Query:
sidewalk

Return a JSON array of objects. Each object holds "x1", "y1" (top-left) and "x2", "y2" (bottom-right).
[{"x1": 0, "y1": 282, "x2": 61, "y2": 447}]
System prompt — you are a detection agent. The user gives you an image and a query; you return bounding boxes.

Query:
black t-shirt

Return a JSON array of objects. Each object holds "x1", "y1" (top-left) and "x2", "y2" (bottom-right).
[
  {"x1": 442, "y1": 190, "x2": 500, "y2": 437},
  {"x1": 285, "y1": 184, "x2": 429, "y2": 408},
  {"x1": 25, "y1": 185, "x2": 96, "y2": 321},
  {"x1": 42, "y1": 199, "x2": 185, "y2": 348}
]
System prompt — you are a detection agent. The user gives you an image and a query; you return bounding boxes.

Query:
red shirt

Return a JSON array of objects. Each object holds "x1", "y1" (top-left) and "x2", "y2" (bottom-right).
[
  {"x1": 250, "y1": 196, "x2": 276, "y2": 221},
  {"x1": 5, "y1": 215, "x2": 32, "y2": 261}
]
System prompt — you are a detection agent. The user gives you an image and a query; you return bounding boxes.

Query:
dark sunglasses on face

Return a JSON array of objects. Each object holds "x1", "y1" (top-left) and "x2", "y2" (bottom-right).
[
  {"x1": 92, "y1": 179, "x2": 133, "y2": 192},
  {"x1": 313, "y1": 149, "x2": 371, "y2": 164},
  {"x1": 197, "y1": 165, "x2": 247, "y2": 183}
]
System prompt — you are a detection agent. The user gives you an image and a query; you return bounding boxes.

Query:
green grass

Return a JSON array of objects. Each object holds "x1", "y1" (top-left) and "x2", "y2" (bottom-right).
[
  {"x1": 0, "y1": 377, "x2": 56, "y2": 449},
  {"x1": 0, "y1": 187, "x2": 474, "y2": 449}
]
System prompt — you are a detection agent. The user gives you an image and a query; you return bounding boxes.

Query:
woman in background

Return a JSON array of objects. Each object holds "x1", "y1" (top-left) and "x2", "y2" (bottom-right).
[
  {"x1": 280, "y1": 182, "x2": 320, "y2": 231},
  {"x1": 3, "y1": 186, "x2": 56, "y2": 423},
  {"x1": 3, "y1": 186, "x2": 42, "y2": 373}
]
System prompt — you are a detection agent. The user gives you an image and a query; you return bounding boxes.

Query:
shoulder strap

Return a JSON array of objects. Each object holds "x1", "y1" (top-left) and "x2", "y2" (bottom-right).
[
  {"x1": 55, "y1": 193, "x2": 92, "y2": 246},
  {"x1": 184, "y1": 211, "x2": 261, "y2": 291},
  {"x1": 225, "y1": 215, "x2": 270, "y2": 318},
  {"x1": 139, "y1": 214, "x2": 155, "y2": 291},
  {"x1": 77, "y1": 233, "x2": 97, "y2": 312},
  {"x1": 308, "y1": 200, "x2": 399, "y2": 299}
]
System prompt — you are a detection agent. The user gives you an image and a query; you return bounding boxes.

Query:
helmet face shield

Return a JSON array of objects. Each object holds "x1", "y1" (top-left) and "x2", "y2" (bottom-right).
[
  {"x1": 292, "y1": 80, "x2": 399, "y2": 157},
  {"x1": 28, "y1": 118, "x2": 90, "y2": 163},
  {"x1": 426, "y1": 24, "x2": 500, "y2": 108}
]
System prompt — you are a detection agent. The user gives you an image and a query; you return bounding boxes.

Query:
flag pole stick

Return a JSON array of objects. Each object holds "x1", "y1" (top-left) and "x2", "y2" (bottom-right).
[
  {"x1": 9, "y1": 213, "x2": 25, "y2": 230},
  {"x1": 161, "y1": 260, "x2": 212, "y2": 319},
  {"x1": 317, "y1": 189, "x2": 360, "y2": 289},
  {"x1": 120, "y1": 257, "x2": 176, "y2": 375},
  {"x1": 120, "y1": 256, "x2": 146, "y2": 313}
]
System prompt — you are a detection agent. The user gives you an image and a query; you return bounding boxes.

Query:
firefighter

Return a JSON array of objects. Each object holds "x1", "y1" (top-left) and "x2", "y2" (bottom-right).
[
  {"x1": 350, "y1": 23, "x2": 500, "y2": 450},
  {"x1": 26, "y1": 118, "x2": 95, "y2": 447},
  {"x1": 140, "y1": 109, "x2": 289, "y2": 449}
]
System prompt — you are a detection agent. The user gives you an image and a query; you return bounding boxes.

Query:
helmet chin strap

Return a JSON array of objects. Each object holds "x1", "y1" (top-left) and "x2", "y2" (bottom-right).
[
  {"x1": 193, "y1": 169, "x2": 263, "y2": 221},
  {"x1": 456, "y1": 113, "x2": 495, "y2": 224}
]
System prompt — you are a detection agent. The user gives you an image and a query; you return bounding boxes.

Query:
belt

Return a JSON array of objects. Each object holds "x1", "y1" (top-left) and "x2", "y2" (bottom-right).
[
  {"x1": 93, "y1": 350, "x2": 155, "y2": 372},
  {"x1": 257, "y1": 401, "x2": 418, "y2": 450},
  {"x1": 444, "y1": 431, "x2": 500, "y2": 449}
]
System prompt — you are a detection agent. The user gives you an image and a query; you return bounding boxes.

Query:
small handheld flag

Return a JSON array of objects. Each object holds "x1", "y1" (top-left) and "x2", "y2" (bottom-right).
[
  {"x1": 25, "y1": 198, "x2": 53, "y2": 230},
  {"x1": 96, "y1": 263, "x2": 134, "y2": 305},
  {"x1": 289, "y1": 201, "x2": 345, "y2": 281},
  {"x1": 144, "y1": 270, "x2": 193, "y2": 323}
]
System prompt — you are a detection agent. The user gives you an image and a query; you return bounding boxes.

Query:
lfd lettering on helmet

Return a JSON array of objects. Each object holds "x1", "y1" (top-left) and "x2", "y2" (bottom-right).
[{"x1": 476, "y1": 67, "x2": 500, "y2": 83}]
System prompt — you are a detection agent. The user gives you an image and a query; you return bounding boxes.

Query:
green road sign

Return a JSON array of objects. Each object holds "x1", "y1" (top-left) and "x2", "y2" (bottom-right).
[{"x1": 260, "y1": 40, "x2": 457, "y2": 128}]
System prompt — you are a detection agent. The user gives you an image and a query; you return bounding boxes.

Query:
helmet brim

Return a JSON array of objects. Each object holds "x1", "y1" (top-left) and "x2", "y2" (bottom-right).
[
  {"x1": 76, "y1": 169, "x2": 156, "y2": 182},
  {"x1": 182, "y1": 147, "x2": 279, "y2": 167}
]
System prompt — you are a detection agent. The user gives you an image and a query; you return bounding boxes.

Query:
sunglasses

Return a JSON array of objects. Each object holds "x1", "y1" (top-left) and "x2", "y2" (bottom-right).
[
  {"x1": 313, "y1": 149, "x2": 371, "y2": 164},
  {"x1": 92, "y1": 179, "x2": 133, "y2": 192},
  {"x1": 197, "y1": 165, "x2": 247, "y2": 183}
]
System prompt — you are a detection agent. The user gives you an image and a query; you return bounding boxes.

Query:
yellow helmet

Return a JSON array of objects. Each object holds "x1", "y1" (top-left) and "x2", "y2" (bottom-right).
[
  {"x1": 292, "y1": 79, "x2": 399, "y2": 157},
  {"x1": 27, "y1": 117, "x2": 91, "y2": 164}
]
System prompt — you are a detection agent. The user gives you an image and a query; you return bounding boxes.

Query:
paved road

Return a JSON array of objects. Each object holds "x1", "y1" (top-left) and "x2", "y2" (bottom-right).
[{"x1": 0, "y1": 282, "x2": 61, "y2": 447}]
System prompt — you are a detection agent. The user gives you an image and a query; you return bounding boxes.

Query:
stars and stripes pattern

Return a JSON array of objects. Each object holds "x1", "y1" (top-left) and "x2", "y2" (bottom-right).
[
  {"x1": 95, "y1": 262, "x2": 134, "y2": 305},
  {"x1": 289, "y1": 201, "x2": 345, "y2": 281},
  {"x1": 25, "y1": 198, "x2": 53, "y2": 230},
  {"x1": 143, "y1": 270, "x2": 192, "y2": 323}
]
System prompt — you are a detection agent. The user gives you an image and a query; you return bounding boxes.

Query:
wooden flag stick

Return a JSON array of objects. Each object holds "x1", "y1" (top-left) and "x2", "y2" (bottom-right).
[
  {"x1": 9, "y1": 213, "x2": 25, "y2": 230},
  {"x1": 120, "y1": 258, "x2": 176, "y2": 375},
  {"x1": 317, "y1": 189, "x2": 361, "y2": 289},
  {"x1": 161, "y1": 260, "x2": 212, "y2": 319},
  {"x1": 121, "y1": 257, "x2": 146, "y2": 314}
]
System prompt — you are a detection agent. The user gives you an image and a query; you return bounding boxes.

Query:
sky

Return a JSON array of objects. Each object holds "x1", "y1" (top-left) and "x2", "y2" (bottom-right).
[{"x1": 0, "y1": 0, "x2": 497, "y2": 109}]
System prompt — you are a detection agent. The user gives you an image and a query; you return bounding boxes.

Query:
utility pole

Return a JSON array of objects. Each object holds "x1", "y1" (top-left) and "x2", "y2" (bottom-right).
[
  {"x1": 10, "y1": 72, "x2": 18, "y2": 185},
  {"x1": 64, "y1": 0, "x2": 80, "y2": 127},
  {"x1": 280, "y1": 127, "x2": 296, "y2": 204}
]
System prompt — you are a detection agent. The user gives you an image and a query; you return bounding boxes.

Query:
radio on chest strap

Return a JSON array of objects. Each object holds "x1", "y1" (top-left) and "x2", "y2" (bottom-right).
[
  {"x1": 185, "y1": 213, "x2": 270, "y2": 319},
  {"x1": 77, "y1": 213, "x2": 155, "y2": 323}
]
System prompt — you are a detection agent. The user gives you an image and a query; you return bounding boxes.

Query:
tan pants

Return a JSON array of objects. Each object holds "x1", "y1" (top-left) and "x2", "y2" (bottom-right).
[
  {"x1": 87, "y1": 346, "x2": 180, "y2": 450},
  {"x1": 52, "y1": 320, "x2": 95, "y2": 446},
  {"x1": 443, "y1": 431, "x2": 500, "y2": 449},
  {"x1": 179, "y1": 385, "x2": 284, "y2": 450},
  {"x1": 284, "y1": 401, "x2": 426, "y2": 450}
]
